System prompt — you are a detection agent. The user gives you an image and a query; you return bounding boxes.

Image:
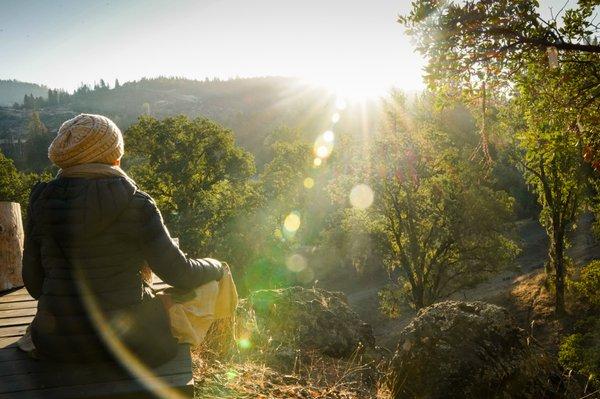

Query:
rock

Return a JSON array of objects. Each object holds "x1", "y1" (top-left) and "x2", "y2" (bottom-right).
[
  {"x1": 237, "y1": 286, "x2": 374, "y2": 358},
  {"x1": 388, "y1": 301, "x2": 554, "y2": 399}
]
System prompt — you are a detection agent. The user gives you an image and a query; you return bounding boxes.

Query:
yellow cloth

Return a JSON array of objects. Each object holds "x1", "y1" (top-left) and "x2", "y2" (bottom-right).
[{"x1": 167, "y1": 264, "x2": 238, "y2": 346}]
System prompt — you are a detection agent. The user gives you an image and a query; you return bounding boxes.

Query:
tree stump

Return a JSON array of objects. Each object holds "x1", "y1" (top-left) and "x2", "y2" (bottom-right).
[{"x1": 0, "y1": 202, "x2": 24, "y2": 291}]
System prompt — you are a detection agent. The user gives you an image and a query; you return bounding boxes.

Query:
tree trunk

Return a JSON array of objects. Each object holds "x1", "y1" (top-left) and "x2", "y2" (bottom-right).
[
  {"x1": 413, "y1": 284, "x2": 425, "y2": 310},
  {"x1": 0, "y1": 202, "x2": 25, "y2": 291},
  {"x1": 551, "y1": 227, "x2": 566, "y2": 316}
]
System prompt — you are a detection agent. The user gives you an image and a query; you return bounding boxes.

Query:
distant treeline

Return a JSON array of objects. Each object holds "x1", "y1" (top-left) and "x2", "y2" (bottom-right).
[{"x1": 1, "y1": 76, "x2": 380, "y2": 167}]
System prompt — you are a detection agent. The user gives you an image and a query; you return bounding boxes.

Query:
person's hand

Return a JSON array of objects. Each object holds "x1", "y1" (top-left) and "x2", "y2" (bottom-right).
[
  {"x1": 164, "y1": 286, "x2": 196, "y2": 303},
  {"x1": 222, "y1": 262, "x2": 231, "y2": 273}
]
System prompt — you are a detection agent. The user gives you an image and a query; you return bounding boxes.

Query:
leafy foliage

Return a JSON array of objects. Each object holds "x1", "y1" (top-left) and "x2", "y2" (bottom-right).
[
  {"x1": 559, "y1": 317, "x2": 600, "y2": 385},
  {"x1": 124, "y1": 115, "x2": 256, "y2": 257},
  {"x1": 400, "y1": 0, "x2": 600, "y2": 94},
  {"x1": 336, "y1": 92, "x2": 518, "y2": 310},
  {"x1": 0, "y1": 150, "x2": 29, "y2": 204},
  {"x1": 571, "y1": 260, "x2": 600, "y2": 307},
  {"x1": 401, "y1": 0, "x2": 600, "y2": 315},
  {"x1": 401, "y1": 0, "x2": 600, "y2": 164},
  {"x1": 0, "y1": 149, "x2": 45, "y2": 215},
  {"x1": 513, "y1": 59, "x2": 590, "y2": 315},
  {"x1": 559, "y1": 261, "x2": 600, "y2": 385},
  {"x1": 232, "y1": 128, "x2": 334, "y2": 292}
]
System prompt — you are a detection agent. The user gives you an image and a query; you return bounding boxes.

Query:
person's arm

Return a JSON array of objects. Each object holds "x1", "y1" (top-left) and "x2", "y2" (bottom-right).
[
  {"x1": 22, "y1": 183, "x2": 46, "y2": 299},
  {"x1": 138, "y1": 195, "x2": 223, "y2": 290}
]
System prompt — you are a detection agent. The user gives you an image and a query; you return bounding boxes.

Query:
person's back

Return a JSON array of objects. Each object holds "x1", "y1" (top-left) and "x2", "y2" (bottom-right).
[{"x1": 22, "y1": 114, "x2": 223, "y2": 366}]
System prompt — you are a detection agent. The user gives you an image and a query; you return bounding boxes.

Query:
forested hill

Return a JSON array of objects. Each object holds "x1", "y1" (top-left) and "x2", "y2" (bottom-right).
[
  {"x1": 0, "y1": 77, "x2": 379, "y2": 165},
  {"x1": 0, "y1": 80, "x2": 49, "y2": 106}
]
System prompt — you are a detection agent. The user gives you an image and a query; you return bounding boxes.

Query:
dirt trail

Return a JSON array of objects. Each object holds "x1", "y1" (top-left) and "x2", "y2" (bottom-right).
[{"x1": 344, "y1": 217, "x2": 600, "y2": 349}]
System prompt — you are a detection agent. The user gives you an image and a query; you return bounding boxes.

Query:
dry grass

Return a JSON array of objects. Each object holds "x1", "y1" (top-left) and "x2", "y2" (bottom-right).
[
  {"x1": 191, "y1": 345, "x2": 390, "y2": 399},
  {"x1": 488, "y1": 270, "x2": 566, "y2": 353},
  {"x1": 490, "y1": 270, "x2": 599, "y2": 397}
]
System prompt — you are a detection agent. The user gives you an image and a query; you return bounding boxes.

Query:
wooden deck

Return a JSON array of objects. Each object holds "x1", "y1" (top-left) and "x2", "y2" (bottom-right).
[{"x1": 0, "y1": 281, "x2": 194, "y2": 399}]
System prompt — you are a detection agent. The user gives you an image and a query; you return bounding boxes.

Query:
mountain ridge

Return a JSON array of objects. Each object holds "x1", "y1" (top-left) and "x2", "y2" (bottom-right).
[
  {"x1": 0, "y1": 79, "x2": 50, "y2": 106},
  {"x1": 0, "y1": 76, "x2": 381, "y2": 166}
]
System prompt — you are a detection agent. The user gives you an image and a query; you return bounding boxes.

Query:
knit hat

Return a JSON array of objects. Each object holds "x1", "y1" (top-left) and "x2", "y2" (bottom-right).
[{"x1": 48, "y1": 114, "x2": 124, "y2": 168}]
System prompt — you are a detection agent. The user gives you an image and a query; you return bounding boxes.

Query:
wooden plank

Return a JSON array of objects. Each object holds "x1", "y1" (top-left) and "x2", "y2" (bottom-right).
[
  {"x1": 0, "y1": 336, "x2": 19, "y2": 347},
  {"x1": 0, "y1": 346, "x2": 192, "y2": 392},
  {"x1": 0, "y1": 301, "x2": 37, "y2": 311},
  {"x1": 0, "y1": 325, "x2": 27, "y2": 337},
  {"x1": 1, "y1": 372, "x2": 193, "y2": 399},
  {"x1": 0, "y1": 307, "x2": 36, "y2": 318},
  {"x1": 0, "y1": 349, "x2": 190, "y2": 379},
  {"x1": 3, "y1": 287, "x2": 27, "y2": 296},
  {"x1": 0, "y1": 278, "x2": 193, "y2": 398},
  {"x1": 0, "y1": 315, "x2": 33, "y2": 327},
  {"x1": 0, "y1": 294, "x2": 34, "y2": 303}
]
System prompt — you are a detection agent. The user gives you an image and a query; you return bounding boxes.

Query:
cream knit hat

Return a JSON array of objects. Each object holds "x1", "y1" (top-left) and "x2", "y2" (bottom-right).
[{"x1": 48, "y1": 114, "x2": 124, "y2": 168}]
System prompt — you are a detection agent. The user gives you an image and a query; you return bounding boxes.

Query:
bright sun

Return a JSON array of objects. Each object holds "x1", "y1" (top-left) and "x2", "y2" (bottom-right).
[{"x1": 302, "y1": 73, "x2": 390, "y2": 102}]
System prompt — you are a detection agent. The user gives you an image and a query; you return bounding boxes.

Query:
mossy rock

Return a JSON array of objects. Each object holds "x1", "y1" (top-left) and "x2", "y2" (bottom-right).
[
  {"x1": 237, "y1": 286, "x2": 374, "y2": 358},
  {"x1": 388, "y1": 301, "x2": 555, "y2": 399}
]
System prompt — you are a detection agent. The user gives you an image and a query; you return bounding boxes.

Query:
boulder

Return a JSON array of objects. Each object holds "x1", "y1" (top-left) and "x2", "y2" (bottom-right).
[
  {"x1": 237, "y1": 286, "x2": 374, "y2": 358},
  {"x1": 388, "y1": 301, "x2": 553, "y2": 399}
]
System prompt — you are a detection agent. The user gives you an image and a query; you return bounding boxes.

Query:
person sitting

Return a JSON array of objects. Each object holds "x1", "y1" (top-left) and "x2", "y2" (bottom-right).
[{"x1": 22, "y1": 113, "x2": 223, "y2": 366}]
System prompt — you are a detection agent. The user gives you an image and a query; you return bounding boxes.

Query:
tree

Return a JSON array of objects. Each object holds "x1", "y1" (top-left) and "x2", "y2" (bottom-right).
[
  {"x1": 0, "y1": 149, "x2": 43, "y2": 214},
  {"x1": 401, "y1": 0, "x2": 599, "y2": 315},
  {"x1": 559, "y1": 260, "x2": 600, "y2": 385},
  {"x1": 23, "y1": 112, "x2": 51, "y2": 173},
  {"x1": 344, "y1": 92, "x2": 518, "y2": 310},
  {"x1": 114, "y1": 79, "x2": 120, "y2": 89},
  {"x1": 23, "y1": 94, "x2": 34, "y2": 109},
  {"x1": 400, "y1": 0, "x2": 600, "y2": 87},
  {"x1": 227, "y1": 127, "x2": 323, "y2": 292},
  {"x1": 512, "y1": 62, "x2": 589, "y2": 315},
  {"x1": 47, "y1": 89, "x2": 58, "y2": 106},
  {"x1": 0, "y1": 150, "x2": 28, "y2": 204},
  {"x1": 124, "y1": 115, "x2": 256, "y2": 258},
  {"x1": 400, "y1": 0, "x2": 600, "y2": 161},
  {"x1": 56, "y1": 90, "x2": 69, "y2": 105}
]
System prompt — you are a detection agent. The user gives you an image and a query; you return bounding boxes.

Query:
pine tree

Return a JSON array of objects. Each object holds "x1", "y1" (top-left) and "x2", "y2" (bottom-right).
[
  {"x1": 23, "y1": 112, "x2": 51, "y2": 173},
  {"x1": 23, "y1": 94, "x2": 34, "y2": 109},
  {"x1": 47, "y1": 89, "x2": 58, "y2": 106}
]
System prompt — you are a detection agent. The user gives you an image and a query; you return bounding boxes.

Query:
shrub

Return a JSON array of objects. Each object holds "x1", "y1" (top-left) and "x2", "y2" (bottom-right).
[
  {"x1": 559, "y1": 320, "x2": 600, "y2": 383},
  {"x1": 559, "y1": 261, "x2": 600, "y2": 383},
  {"x1": 571, "y1": 260, "x2": 600, "y2": 306}
]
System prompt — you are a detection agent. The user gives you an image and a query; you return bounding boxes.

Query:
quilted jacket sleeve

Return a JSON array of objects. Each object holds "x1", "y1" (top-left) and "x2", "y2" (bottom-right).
[{"x1": 137, "y1": 193, "x2": 223, "y2": 290}]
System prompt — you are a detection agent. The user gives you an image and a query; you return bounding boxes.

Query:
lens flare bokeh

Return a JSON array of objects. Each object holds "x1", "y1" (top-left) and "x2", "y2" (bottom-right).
[
  {"x1": 286, "y1": 253, "x2": 307, "y2": 273},
  {"x1": 283, "y1": 212, "x2": 301, "y2": 236},
  {"x1": 349, "y1": 184, "x2": 374, "y2": 210}
]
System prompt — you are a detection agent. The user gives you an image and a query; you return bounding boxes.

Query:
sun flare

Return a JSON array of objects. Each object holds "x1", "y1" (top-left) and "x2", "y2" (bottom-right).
[{"x1": 302, "y1": 73, "x2": 389, "y2": 102}]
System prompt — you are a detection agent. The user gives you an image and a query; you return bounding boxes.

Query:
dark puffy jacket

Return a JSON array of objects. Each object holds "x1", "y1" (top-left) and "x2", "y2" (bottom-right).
[{"x1": 22, "y1": 176, "x2": 223, "y2": 366}]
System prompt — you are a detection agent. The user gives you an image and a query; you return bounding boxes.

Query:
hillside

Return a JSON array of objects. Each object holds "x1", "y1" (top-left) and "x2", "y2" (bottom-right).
[
  {"x1": 0, "y1": 77, "x2": 381, "y2": 166},
  {"x1": 0, "y1": 80, "x2": 49, "y2": 106}
]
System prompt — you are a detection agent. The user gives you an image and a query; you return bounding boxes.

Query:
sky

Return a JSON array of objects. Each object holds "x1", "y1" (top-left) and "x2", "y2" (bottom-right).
[{"x1": 0, "y1": 0, "x2": 578, "y2": 98}]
